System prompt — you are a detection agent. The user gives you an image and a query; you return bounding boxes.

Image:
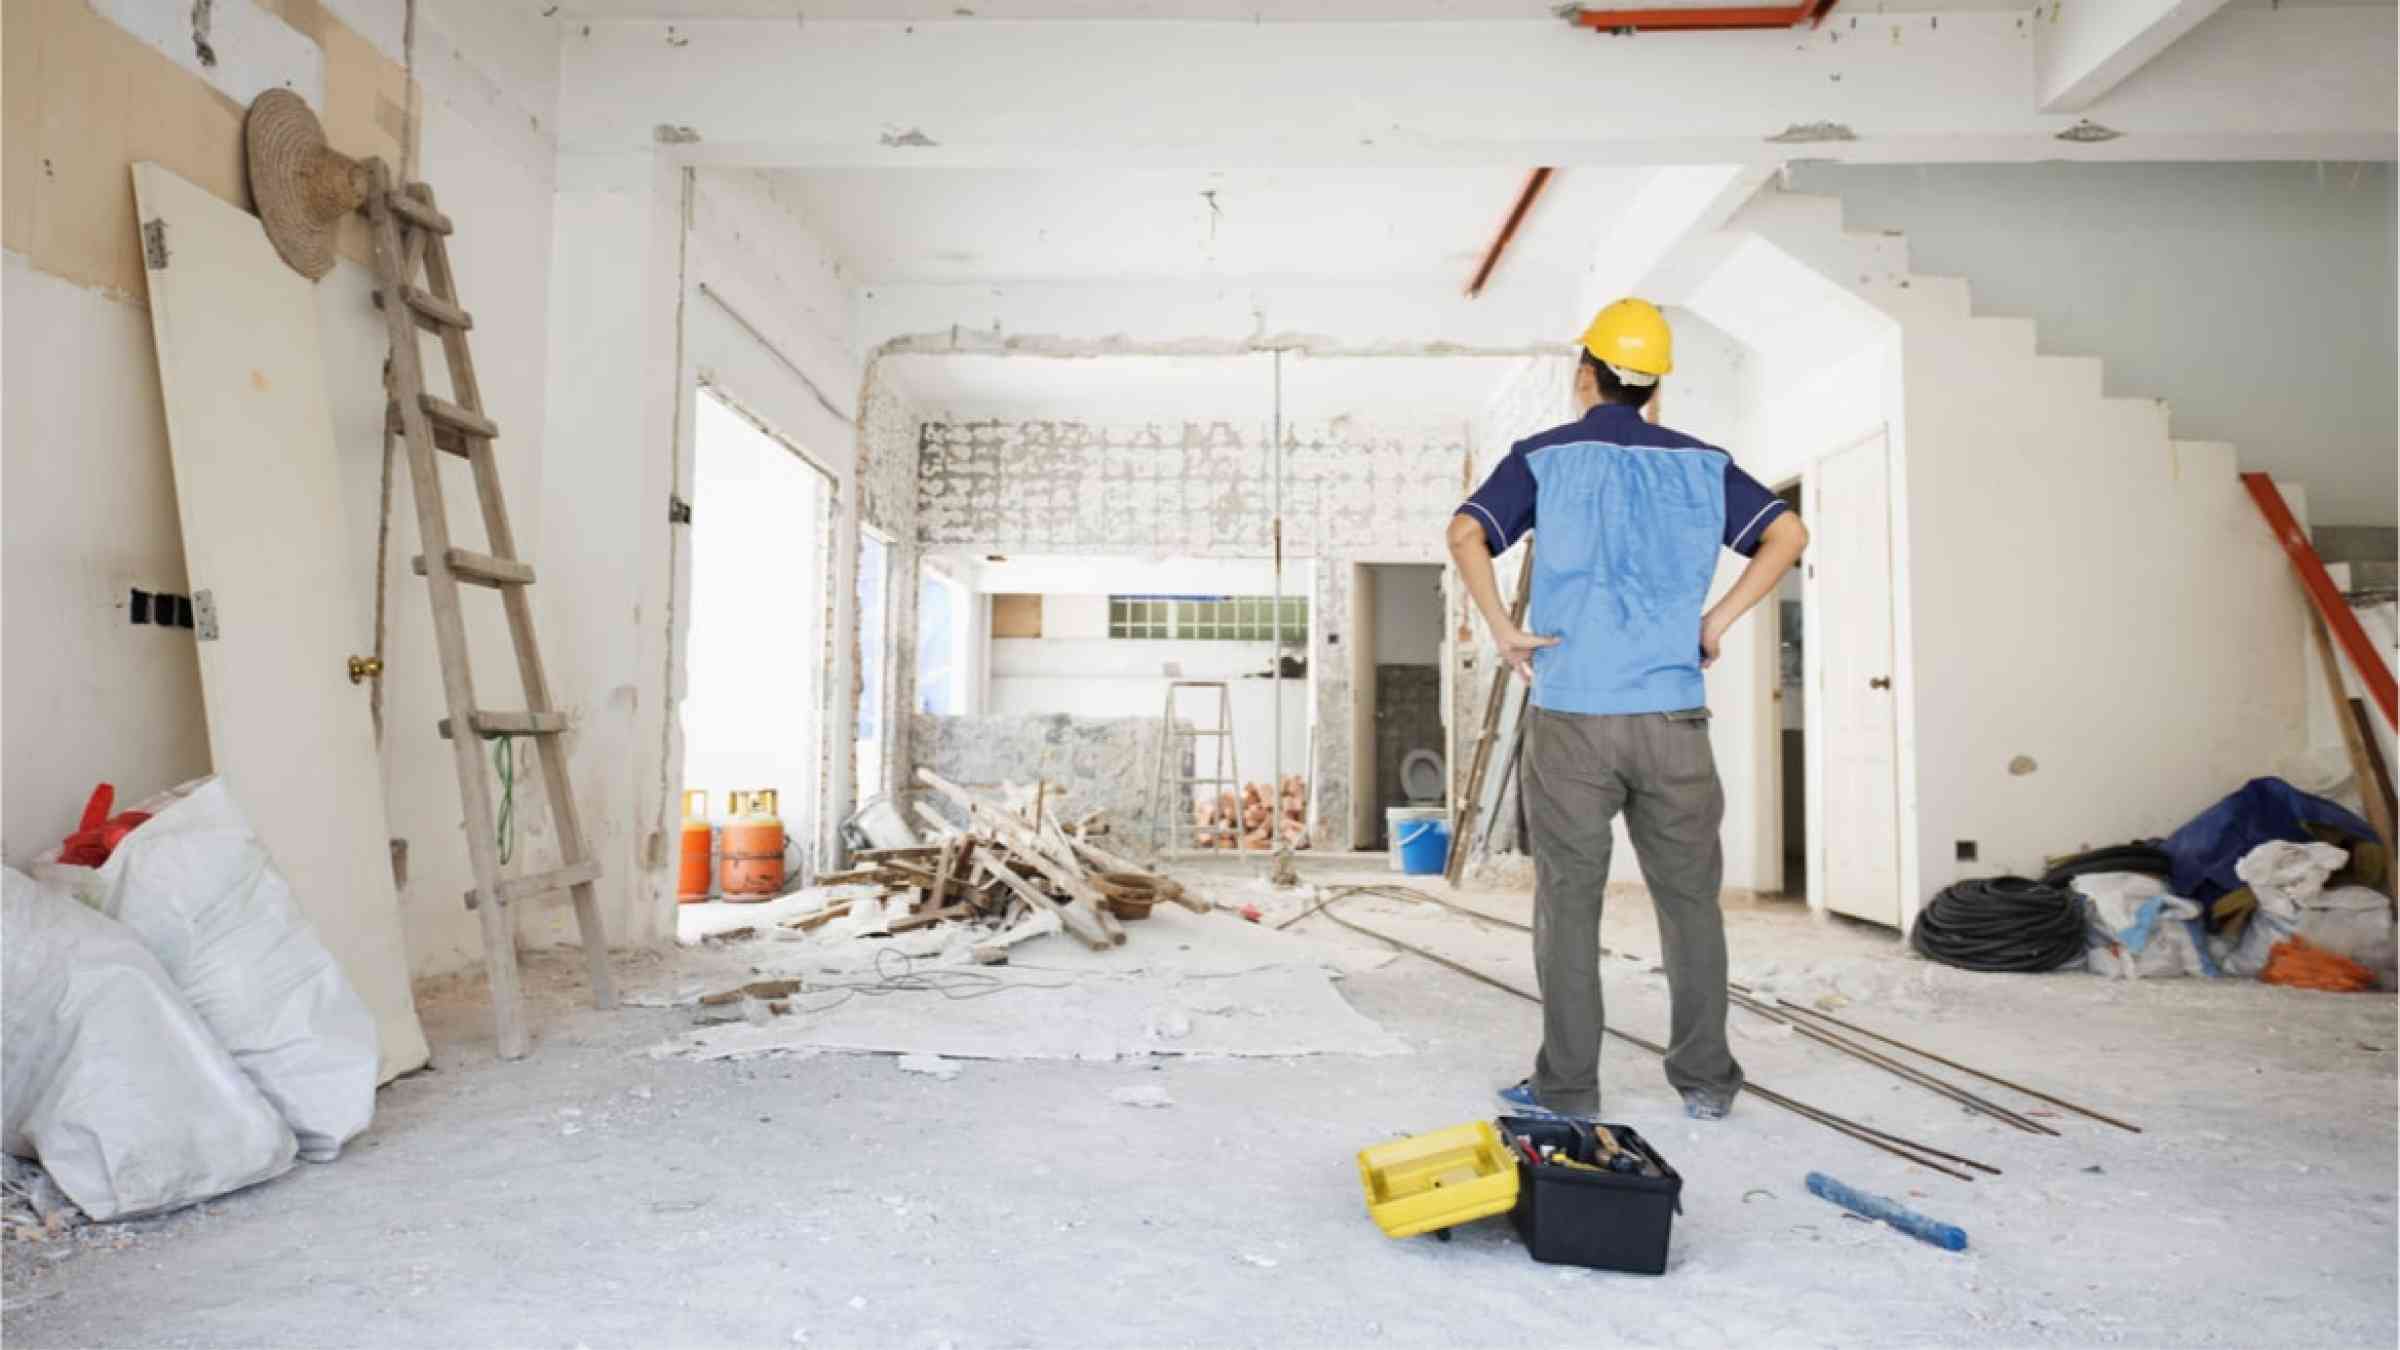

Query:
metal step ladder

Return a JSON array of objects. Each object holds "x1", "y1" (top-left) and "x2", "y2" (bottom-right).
[
  {"x1": 364, "y1": 165, "x2": 615, "y2": 1059},
  {"x1": 1151, "y1": 680, "x2": 1242, "y2": 852}
]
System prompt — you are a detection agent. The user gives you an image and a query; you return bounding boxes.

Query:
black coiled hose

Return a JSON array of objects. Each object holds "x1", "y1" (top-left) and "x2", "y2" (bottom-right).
[
  {"x1": 2038, "y1": 841, "x2": 2171, "y2": 890},
  {"x1": 1910, "y1": 877, "x2": 2088, "y2": 973}
]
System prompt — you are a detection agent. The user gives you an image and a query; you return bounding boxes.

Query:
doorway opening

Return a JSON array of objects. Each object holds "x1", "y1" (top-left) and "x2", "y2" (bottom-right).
[
  {"x1": 1772, "y1": 480, "x2": 1806, "y2": 899},
  {"x1": 1352, "y1": 562, "x2": 1448, "y2": 851},
  {"x1": 679, "y1": 387, "x2": 829, "y2": 909}
]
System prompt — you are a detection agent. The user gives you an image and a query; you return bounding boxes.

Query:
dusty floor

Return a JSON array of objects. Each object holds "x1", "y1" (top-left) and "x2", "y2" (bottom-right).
[{"x1": 6, "y1": 857, "x2": 2395, "y2": 1349}]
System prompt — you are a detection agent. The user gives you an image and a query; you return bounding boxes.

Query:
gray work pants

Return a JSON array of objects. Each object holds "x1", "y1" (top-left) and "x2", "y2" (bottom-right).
[{"x1": 1520, "y1": 705, "x2": 1743, "y2": 1116}]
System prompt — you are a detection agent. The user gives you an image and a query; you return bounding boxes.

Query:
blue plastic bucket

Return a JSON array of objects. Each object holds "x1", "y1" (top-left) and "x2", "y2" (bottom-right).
[{"x1": 1397, "y1": 818, "x2": 1451, "y2": 875}]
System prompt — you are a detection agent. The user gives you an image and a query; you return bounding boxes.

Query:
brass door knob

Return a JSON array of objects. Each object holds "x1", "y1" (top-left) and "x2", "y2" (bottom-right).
[{"x1": 348, "y1": 655, "x2": 384, "y2": 684}]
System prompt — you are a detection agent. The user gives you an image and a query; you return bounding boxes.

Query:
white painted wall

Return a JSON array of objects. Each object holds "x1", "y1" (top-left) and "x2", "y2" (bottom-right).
[{"x1": 1790, "y1": 161, "x2": 2399, "y2": 528}]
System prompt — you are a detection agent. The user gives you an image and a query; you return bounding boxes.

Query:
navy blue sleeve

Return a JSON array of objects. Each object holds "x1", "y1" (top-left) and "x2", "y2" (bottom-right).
[
  {"x1": 1723, "y1": 460, "x2": 1788, "y2": 556},
  {"x1": 1456, "y1": 447, "x2": 1535, "y2": 555}
]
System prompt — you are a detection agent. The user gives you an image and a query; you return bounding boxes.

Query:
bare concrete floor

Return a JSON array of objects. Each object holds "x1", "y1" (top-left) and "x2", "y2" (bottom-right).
[{"x1": 6, "y1": 859, "x2": 2395, "y2": 1349}]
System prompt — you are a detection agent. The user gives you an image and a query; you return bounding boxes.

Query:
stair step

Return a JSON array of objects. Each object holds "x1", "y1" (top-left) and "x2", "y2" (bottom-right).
[
  {"x1": 465, "y1": 860, "x2": 602, "y2": 912},
  {"x1": 1964, "y1": 316, "x2": 2037, "y2": 360},
  {"x1": 439, "y1": 710, "x2": 567, "y2": 740},
  {"x1": 1897, "y1": 273, "x2": 1969, "y2": 318},
  {"x1": 386, "y1": 401, "x2": 471, "y2": 457},
  {"x1": 2170, "y1": 439, "x2": 2238, "y2": 480},
  {"x1": 399, "y1": 286, "x2": 474, "y2": 332},
  {"x1": 420, "y1": 394, "x2": 498, "y2": 440},
  {"x1": 1842, "y1": 229, "x2": 1911, "y2": 279},
  {"x1": 2030, "y1": 355, "x2": 2103, "y2": 402},
  {"x1": 413, "y1": 548, "x2": 535, "y2": 588}
]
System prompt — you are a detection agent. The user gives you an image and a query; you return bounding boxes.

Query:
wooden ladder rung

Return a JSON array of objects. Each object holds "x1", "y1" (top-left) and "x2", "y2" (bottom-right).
[
  {"x1": 387, "y1": 402, "x2": 470, "y2": 457},
  {"x1": 399, "y1": 285, "x2": 473, "y2": 331},
  {"x1": 439, "y1": 710, "x2": 567, "y2": 740},
  {"x1": 465, "y1": 860, "x2": 602, "y2": 911},
  {"x1": 388, "y1": 190, "x2": 454, "y2": 236},
  {"x1": 420, "y1": 394, "x2": 499, "y2": 440},
  {"x1": 414, "y1": 548, "x2": 535, "y2": 588}
]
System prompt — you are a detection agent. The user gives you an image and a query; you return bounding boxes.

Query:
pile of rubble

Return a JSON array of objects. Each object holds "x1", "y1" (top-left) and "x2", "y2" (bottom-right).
[
  {"x1": 1193, "y1": 775, "x2": 1310, "y2": 851},
  {"x1": 779, "y1": 769, "x2": 1205, "y2": 958}
]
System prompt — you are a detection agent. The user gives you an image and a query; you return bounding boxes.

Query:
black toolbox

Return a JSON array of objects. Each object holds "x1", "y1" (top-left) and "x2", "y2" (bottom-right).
[{"x1": 1495, "y1": 1116, "x2": 1683, "y2": 1275}]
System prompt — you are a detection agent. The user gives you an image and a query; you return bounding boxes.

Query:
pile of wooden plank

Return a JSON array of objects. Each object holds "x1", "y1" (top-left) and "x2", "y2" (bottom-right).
[
  {"x1": 1192, "y1": 775, "x2": 1310, "y2": 851},
  {"x1": 780, "y1": 769, "x2": 1206, "y2": 955}
]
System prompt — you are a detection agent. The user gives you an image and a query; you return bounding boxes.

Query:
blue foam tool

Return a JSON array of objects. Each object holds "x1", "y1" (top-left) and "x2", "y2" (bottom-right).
[{"x1": 1806, "y1": 1172, "x2": 1968, "y2": 1252}]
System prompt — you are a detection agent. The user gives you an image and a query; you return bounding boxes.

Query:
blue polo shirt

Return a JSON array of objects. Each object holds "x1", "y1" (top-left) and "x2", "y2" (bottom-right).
[{"x1": 1455, "y1": 403, "x2": 1786, "y2": 716}]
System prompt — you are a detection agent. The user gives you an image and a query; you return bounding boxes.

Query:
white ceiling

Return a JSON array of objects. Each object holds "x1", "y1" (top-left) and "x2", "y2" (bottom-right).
[
  {"x1": 559, "y1": 1, "x2": 2050, "y2": 17},
  {"x1": 885, "y1": 351, "x2": 1521, "y2": 423},
  {"x1": 766, "y1": 166, "x2": 1643, "y2": 289}
]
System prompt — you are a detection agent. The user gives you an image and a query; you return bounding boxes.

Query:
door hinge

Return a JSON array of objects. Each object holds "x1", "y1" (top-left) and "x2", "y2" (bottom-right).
[
  {"x1": 141, "y1": 219, "x2": 170, "y2": 270},
  {"x1": 192, "y1": 589, "x2": 218, "y2": 641},
  {"x1": 669, "y1": 495, "x2": 692, "y2": 525}
]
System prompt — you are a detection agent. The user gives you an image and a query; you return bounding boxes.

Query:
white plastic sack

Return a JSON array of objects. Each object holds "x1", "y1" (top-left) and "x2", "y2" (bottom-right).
[
  {"x1": 2221, "y1": 841, "x2": 2350, "y2": 978},
  {"x1": 2296, "y1": 886, "x2": 2397, "y2": 975},
  {"x1": 2, "y1": 866, "x2": 296, "y2": 1220},
  {"x1": 34, "y1": 777, "x2": 377, "y2": 1161},
  {"x1": 2073, "y1": 872, "x2": 2208, "y2": 979}
]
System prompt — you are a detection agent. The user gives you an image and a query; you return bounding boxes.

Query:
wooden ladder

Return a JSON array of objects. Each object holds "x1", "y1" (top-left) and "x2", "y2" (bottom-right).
[{"x1": 362, "y1": 162, "x2": 615, "y2": 1059}]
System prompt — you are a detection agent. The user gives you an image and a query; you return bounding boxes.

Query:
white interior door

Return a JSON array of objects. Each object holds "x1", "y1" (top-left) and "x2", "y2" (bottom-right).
[
  {"x1": 132, "y1": 164, "x2": 431, "y2": 1080},
  {"x1": 1815, "y1": 431, "x2": 1902, "y2": 927}
]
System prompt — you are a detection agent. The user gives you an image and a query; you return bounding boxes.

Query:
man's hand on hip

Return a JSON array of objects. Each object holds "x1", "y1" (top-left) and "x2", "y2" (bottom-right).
[{"x1": 1498, "y1": 626, "x2": 1560, "y2": 681}]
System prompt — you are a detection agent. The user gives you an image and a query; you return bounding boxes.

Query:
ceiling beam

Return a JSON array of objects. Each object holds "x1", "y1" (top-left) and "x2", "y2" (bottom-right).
[
  {"x1": 559, "y1": 9, "x2": 2394, "y2": 167},
  {"x1": 2036, "y1": 0, "x2": 2239, "y2": 114}
]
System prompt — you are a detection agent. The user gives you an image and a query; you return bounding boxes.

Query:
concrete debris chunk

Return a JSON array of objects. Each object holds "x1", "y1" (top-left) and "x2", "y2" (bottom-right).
[
  {"x1": 1110, "y1": 1084, "x2": 1174, "y2": 1108},
  {"x1": 896, "y1": 1053, "x2": 961, "y2": 1080}
]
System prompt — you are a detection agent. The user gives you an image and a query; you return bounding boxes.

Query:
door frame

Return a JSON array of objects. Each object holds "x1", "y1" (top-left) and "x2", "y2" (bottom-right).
[{"x1": 1757, "y1": 474, "x2": 1804, "y2": 901}]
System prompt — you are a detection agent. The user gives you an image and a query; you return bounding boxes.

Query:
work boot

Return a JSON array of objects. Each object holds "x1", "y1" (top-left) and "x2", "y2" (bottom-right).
[
  {"x1": 1498, "y1": 1079, "x2": 1596, "y2": 1121},
  {"x1": 1681, "y1": 1088, "x2": 1736, "y2": 1121}
]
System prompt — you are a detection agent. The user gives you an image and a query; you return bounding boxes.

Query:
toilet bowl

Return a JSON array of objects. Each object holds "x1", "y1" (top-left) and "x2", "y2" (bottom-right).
[{"x1": 1400, "y1": 748, "x2": 1446, "y2": 803}]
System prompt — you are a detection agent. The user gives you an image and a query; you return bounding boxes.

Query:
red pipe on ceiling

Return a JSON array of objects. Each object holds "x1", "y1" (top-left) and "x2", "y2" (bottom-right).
[{"x1": 1571, "y1": 0, "x2": 1838, "y2": 33}]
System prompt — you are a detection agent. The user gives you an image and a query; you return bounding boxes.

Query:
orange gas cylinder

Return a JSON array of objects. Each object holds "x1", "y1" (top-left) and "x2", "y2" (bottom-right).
[
  {"x1": 677, "y1": 790, "x2": 714, "y2": 904},
  {"x1": 719, "y1": 789, "x2": 786, "y2": 901}
]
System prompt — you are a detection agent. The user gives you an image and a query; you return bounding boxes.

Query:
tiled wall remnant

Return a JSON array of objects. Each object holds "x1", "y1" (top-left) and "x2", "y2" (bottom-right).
[{"x1": 917, "y1": 419, "x2": 1467, "y2": 556}]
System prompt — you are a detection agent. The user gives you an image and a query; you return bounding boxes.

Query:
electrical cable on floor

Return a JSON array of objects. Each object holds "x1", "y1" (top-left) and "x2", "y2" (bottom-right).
[
  {"x1": 1283, "y1": 888, "x2": 1996, "y2": 1181},
  {"x1": 1910, "y1": 877, "x2": 2088, "y2": 973},
  {"x1": 768, "y1": 948, "x2": 1075, "y2": 1020}
]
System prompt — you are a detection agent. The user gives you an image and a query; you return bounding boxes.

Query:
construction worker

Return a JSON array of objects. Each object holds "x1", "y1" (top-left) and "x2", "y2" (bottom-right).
[{"x1": 1446, "y1": 298, "x2": 1809, "y2": 1122}]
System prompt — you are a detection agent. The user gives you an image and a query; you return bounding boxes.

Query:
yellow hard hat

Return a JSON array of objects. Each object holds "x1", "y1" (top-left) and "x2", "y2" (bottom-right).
[{"x1": 1580, "y1": 298, "x2": 1674, "y2": 379}]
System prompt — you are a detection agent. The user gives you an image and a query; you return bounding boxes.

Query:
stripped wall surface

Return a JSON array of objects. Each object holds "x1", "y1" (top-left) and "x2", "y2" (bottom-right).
[
  {"x1": 859, "y1": 369, "x2": 926, "y2": 808},
  {"x1": 914, "y1": 413, "x2": 1465, "y2": 846},
  {"x1": 911, "y1": 712, "x2": 1183, "y2": 855},
  {"x1": 918, "y1": 419, "x2": 1463, "y2": 558}
]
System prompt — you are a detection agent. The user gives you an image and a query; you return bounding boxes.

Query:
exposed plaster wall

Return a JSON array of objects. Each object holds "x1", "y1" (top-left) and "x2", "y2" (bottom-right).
[
  {"x1": 915, "y1": 414, "x2": 1462, "y2": 847},
  {"x1": 860, "y1": 368, "x2": 926, "y2": 811},
  {"x1": 1, "y1": 1, "x2": 573, "y2": 984}
]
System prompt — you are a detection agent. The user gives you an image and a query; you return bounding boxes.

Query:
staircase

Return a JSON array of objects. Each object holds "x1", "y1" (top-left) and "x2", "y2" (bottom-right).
[{"x1": 1693, "y1": 188, "x2": 2316, "y2": 911}]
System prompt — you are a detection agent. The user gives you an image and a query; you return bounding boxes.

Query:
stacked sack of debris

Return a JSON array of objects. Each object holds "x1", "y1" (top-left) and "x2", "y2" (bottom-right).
[
  {"x1": 1916, "y1": 777, "x2": 2394, "y2": 990},
  {"x1": 1192, "y1": 776, "x2": 1310, "y2": 850}
]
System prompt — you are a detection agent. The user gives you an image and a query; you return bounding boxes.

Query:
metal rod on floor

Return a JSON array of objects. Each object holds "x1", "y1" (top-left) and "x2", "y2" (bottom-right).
[
  {"x1": 1770, "y1": 998, "x2": 2143, "y2": 1134},
  {"x1": 1295, "y1": 892, "x2": 1994, "y2": 1182},
  {"x1": 1378, "y1": 886, "x2": 2072, "y2": 1136}
]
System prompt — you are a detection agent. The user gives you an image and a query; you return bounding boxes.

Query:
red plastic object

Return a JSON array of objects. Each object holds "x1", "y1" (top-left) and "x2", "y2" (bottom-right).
[
  {"x1": 57, "y1": 783, "x2": 152, "y2": 867},
  {"x1": 1571, "y1": 0, "x2": 1837, "y2": 33},
  {"x1": 2242, "y1": 473, "x2": 2397, "y2": 730}
]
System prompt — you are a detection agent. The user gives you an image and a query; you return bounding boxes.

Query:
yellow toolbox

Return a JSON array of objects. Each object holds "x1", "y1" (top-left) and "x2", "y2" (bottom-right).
[{"x1": 1357, "y1": 1120, "x2": 1522, "y2": 1238}]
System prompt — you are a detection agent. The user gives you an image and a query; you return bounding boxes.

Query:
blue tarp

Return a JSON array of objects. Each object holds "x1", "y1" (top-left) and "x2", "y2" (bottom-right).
[{"x1": 2160, "y1": 777, "x2": 2379, "y2": 904}]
